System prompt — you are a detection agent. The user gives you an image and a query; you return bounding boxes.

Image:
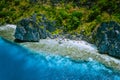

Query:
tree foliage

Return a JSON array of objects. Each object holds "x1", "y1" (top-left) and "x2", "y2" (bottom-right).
[{"x1": 0, "y1": 0, "x2": 120, "y2": 36}]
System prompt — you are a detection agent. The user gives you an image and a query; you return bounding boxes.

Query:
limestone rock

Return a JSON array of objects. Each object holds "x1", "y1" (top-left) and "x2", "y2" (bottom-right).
[
  {"x1": 14, "y1": 15, "x2": 55, "y2": 42},
  {"x1": 94, "y1": 21, "x2": 120, "y2": 58},
  {"x1": 14, "y1": 18, "x2": 40, "y2": 42}
]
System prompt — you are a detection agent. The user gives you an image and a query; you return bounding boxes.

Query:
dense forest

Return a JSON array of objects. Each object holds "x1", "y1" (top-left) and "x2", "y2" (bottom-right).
[{"x1": 0, "y1": 0, "x2": 120, "y2": 37}]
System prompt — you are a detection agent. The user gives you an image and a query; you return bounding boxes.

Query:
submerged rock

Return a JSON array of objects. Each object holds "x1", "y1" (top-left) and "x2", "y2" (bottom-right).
[{"x1": 94, "y1": 21, "x2": 120, "y2": 58}]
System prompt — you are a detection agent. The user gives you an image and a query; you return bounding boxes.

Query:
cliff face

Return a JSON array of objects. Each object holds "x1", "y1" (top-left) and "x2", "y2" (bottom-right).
[{"x1": 93, "y1": 21, "x2": 120, "y2": 58}]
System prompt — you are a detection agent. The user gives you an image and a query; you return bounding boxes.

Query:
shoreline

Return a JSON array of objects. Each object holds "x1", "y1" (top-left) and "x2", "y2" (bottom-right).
[
  {"x1": 20, "y1": 38, "x2": 120, "y2": 71},
  {"x1": 1, "y1": 24, "x2": 120, "y2": 71}
]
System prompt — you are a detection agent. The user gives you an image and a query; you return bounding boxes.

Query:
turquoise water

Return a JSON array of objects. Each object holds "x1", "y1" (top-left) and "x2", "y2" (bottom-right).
[{"x1": 0, "y1": 37, "x2": 120, "y2": 80}]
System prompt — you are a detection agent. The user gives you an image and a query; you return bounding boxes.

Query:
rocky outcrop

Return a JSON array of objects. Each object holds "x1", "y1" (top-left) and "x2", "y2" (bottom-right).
[
  {"x1": 94, "y1": 21, "x2": 120, "y2": 58},
  {"x1": 14, "y1": 14, "x2": 56, "y2": 42},
  {"x1": 14, "y1": 18, "x2": 40, "y2": 42}
]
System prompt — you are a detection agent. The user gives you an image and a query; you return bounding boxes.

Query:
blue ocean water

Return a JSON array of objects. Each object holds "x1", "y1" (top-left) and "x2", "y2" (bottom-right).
[{"x1": 0, "y1": 37, "x2": 120, "y2": 80}]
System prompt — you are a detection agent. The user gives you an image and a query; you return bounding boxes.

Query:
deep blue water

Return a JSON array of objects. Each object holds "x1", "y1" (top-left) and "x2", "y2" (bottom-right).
[{"x1": 0, "y1": 37, "x2": 120, "y2": 80}]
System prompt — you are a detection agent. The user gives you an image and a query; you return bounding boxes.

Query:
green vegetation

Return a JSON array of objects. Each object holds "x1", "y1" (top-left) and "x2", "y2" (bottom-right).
[{"x1": 0, "y1": 0, "x2": 120, "y2": 38}]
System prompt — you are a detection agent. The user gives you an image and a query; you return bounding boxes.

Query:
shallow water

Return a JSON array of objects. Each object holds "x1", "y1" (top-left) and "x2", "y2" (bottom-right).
[
  {"x1": 1, "y1": 24, "x2": 120, "y2": 71},
  {"x1": 0, "y1": 37, "x2": 120, "y2": 80}
]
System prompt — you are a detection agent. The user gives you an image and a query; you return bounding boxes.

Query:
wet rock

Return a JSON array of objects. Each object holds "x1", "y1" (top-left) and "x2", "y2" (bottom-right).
[{"x1": 94, "y1": 21, "x2": 120, "y2": 58}]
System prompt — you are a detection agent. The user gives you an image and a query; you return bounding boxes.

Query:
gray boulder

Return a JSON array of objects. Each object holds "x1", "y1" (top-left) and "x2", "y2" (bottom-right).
[
  {"x1": 94, "y1": 21, "x2": 120, "y2": 58},
  {"x1": 14, "y1": 14, "x2": 57, "y2": 42},
  {"x1": 14, "y1": 19, "x2": 40, "y2": 42}
]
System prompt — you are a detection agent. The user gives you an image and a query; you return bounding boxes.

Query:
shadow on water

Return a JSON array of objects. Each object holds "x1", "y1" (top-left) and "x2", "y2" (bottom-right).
[{"x1": 0, "y1": 37, "x2": 120, "y2": 80}]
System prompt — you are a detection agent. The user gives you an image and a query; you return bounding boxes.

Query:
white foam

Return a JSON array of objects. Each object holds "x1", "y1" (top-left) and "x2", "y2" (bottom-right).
[{"x1": 34, "y1": 38, "x2": 120, "y2": 69}]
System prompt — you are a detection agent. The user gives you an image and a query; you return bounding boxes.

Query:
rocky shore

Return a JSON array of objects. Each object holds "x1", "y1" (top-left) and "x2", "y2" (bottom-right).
[
  {"x1": 14, "y1": 17, "x2": 120, "y2": 59},
  {"x1": 1, "y1": 24, "x2": 120, "y2": 72}
]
